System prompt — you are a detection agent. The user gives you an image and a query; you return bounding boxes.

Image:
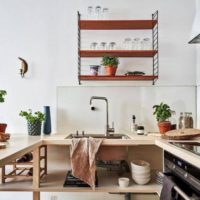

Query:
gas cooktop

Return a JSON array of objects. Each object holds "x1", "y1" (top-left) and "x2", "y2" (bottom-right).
[{"x1": 170, "y1": 142, "x2": 200, "y2": 156}]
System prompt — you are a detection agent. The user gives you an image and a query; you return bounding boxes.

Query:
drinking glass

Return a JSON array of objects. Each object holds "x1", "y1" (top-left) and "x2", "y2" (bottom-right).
[
  {"x1": 87, "y1": 6, "x2": 94, "y2": 19},
  {"x1": 132, "y1": 38, "x2": 141, "y2": 50},
  {"x1": 95, "y1": 6, "x2": 101, "y2": 19},
  {"x1": 142, "y1": 38, "x2": 151, "y2": 50},
  {"x1": 99, "y1": 42, "x2": 107, "y2": 50},
  {"x1": 108, "y1": 42, "x2": 116, "y2": 50},
  {"x1": 102, "y1": 8, "x2": 109, "y2": 19},
  {"x1": 90, "y1": 42, "x2": 98, "y2": 50},
  {"x1": 123, "y1": 38, "x2": 132, "y2": 50}
]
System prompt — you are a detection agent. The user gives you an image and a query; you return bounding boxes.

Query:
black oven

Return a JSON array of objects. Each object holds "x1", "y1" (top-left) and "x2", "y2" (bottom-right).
[{"x1": 164, "y1": 151, "x2": 200, "y2": 200}]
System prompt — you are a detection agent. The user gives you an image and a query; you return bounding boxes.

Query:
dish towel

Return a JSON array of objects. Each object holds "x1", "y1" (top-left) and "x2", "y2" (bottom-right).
[
  {"x1": 70, "y1": 137, "x2": 103, "y2": 190},
  {"x1": 160, "y1": 176, "x2": 176, "y2": 200}
]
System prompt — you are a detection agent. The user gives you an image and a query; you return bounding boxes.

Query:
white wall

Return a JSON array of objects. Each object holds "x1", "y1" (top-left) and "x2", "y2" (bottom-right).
[
  {"x1": 0, "y1": 0, "x2": 196, "y2": 199},
  {"x1": 0, "y1": 0, "x2": 196, "y2": 133}
]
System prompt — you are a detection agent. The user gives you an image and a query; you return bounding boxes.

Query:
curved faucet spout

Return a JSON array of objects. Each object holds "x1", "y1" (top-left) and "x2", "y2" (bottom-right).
[
  {"x1": 90, "y1": 96, "x2": 112, "y2": 136},
  {"x1": 90, "y1": 96, "x2": 108, "y2": 105}
]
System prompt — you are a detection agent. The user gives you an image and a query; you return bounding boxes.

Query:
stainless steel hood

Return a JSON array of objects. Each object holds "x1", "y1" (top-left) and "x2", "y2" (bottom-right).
[{"x1": 189, "y1": 0, "x2": 200, "y2": 44}]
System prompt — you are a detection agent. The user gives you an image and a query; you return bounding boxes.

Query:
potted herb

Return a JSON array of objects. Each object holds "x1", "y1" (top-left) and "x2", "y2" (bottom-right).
[
  {"x1": 0, "y1": 90, "x2": 7, "y2": 132},
  {"x1": 19, "y1": 109, "x2": 45, "y2": 136},
  {"x1": 101, "y1": 55, "x2": 119, "y2": 76},
  {"x1": 153, "y1": 102, "x2": 172, "y2": 134}
]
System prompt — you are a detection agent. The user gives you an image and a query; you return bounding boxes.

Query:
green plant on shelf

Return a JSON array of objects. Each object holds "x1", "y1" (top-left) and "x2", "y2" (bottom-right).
[{"x1": 101, "y1": 55, "x2": 119, "y2": 67}]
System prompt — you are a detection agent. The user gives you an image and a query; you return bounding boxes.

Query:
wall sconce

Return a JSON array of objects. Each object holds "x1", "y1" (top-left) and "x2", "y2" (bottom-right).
[{"x1": 18, "y1": 57, "x2": 28, "y2": 78}]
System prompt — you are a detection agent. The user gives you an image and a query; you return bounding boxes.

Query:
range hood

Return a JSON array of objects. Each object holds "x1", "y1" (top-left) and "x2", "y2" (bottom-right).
[{"x1": 189, "y1": 0, "x2": 200, "y2": 44}]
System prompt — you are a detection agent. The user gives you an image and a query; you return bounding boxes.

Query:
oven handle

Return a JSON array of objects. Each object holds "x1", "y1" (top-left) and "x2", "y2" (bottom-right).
[{"x1": 174, "y1": 186, "x2": 192, "y2": 200}]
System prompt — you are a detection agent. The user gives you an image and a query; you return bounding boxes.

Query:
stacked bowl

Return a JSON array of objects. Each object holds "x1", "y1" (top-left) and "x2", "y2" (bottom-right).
[{"x1": 131, "y1": 160, "x2": 151, "y2": 185}]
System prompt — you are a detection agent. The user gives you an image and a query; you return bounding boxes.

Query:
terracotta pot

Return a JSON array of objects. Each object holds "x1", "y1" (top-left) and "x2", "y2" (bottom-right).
[
  {"x1": 158, "y1": 121, "x2": 171, "y2": 134},
  {"x1": 104, "y1": 66, "x2": 117, "y2": 76},
  {"x1": 0, "y1": 123, "x2": 7, "y2": 133}
]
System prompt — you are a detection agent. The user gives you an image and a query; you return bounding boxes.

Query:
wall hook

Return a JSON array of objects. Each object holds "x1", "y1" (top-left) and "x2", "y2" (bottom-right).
[{"x1": 18, "y1": 57, "x2": 28, "y2": 78}]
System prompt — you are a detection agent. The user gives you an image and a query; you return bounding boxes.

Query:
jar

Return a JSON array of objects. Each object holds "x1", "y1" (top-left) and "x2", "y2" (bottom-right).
[{"x1": 137, "y1": 126, "x2": 144, "y2": 135}]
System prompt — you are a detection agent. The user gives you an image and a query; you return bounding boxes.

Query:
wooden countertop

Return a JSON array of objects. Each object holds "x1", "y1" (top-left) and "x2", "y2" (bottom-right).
[{"x1": 0, "y1": 133, "x2": 200, "y2": 168}]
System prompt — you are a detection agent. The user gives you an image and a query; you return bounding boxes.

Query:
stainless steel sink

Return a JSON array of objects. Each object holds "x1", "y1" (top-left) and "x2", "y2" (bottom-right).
[{"x1": 65, "y1": 133, "x2": 130, "y2": 139}]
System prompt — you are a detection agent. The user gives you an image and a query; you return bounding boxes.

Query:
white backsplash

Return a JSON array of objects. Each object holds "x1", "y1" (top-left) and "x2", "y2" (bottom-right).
[{"x1": 57, "y1": 86, "x2": 196, "y2": 134}]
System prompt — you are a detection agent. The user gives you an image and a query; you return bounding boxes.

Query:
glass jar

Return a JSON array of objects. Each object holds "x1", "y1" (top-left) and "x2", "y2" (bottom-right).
[
  {"x1": 123, "y1": 38, "x2": 132, "y2": 50},
  {"x1": 132, "y1": 38, "x2": 141, "y2": 50}
]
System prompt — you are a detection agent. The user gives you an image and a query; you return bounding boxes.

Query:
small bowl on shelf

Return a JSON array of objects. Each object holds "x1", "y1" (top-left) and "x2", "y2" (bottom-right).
[{"x1": 118, "y1": 177, "x2": 130, "y2": 188}]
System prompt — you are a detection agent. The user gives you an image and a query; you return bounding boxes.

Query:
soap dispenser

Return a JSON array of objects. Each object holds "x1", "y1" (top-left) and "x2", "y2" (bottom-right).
[{"x1": 131, "y1": 115, "x2": 137, "y2": 133}]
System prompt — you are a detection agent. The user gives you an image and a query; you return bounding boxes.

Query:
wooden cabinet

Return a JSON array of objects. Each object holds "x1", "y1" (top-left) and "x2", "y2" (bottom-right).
[{"x1": 78, "y1": 11, "x2": 159, "y2": 85}]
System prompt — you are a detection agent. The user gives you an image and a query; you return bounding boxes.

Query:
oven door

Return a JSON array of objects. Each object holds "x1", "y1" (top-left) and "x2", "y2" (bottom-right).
[{"x1": 164, "y1": 151, "x2": 200, "y2": 200}]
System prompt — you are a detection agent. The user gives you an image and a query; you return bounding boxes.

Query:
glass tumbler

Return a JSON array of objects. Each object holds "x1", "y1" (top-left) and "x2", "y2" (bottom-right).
[
  {"x1": 108, "y1": 42, "x2": 116, "y2": 50},
  {"x1": 132, "y1": 38, "x2": 141, "y2": 50},
  {"x1": 123, "y1": 38, "x2": 132, "y2": 50},
  {"x1": 99, "y1": 42, "x2": 107, "y2": 50},
  {"x1": 90, "y1": 42, "x2": 98, "y2": 50},
  {"x1": 142, "y1": 38, "x2": 151, "y2": 50},
  {"x1": 87, "y1": 6, "x2": 94, "y2": 19},
  {"x1": 95, "y1": 6, "x2": 102, "y2": 19},
  {"x1": 102, "y1": 8, "x2": 109, "y2": 19}
]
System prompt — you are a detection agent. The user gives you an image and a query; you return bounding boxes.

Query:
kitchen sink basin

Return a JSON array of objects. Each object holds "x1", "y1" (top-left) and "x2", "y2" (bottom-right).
[
  {"x1": 65, "y1": 133, "x2": 130, "y2": 139},
  {"x1": 65, "y1": 133, "x2": 129, "y2": 161}
]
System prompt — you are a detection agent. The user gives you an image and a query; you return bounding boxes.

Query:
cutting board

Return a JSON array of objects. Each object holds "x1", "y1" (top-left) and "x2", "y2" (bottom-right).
[
  {"x1": 162, "y1": 128, "x2": 200, "y2": 140},
  {"x1": 0, "y1": 143, "x2": 6, "y2": 149}
]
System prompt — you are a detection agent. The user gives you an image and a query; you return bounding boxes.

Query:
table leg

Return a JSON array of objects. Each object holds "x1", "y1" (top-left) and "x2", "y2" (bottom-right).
[{"x1": 33, "y1": 147, "x2": 40, "y2": 188}]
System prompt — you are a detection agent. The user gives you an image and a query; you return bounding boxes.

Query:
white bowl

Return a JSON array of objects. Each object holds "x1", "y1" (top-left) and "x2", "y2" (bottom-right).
[
  {"x1": 131, "y1": 160, "x2": 150, "y2": 170},
  {"x1": 133, "y1": 177, "x2": 151, "y2": 185},
  {"x1": 118, "y1": 177, "x2": 130, "y2": 188},
  {"x1": 132, "y1": 173, "x2": 151, "y2": 179},
  {"x1": 131, "y1": 169, "x2": 151, "y2": 175}
]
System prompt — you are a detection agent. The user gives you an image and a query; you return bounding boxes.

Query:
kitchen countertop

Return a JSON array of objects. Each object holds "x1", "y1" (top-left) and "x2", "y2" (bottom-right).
[{"x1": 0, "y1": 133, "x2": 199, "y2": 168}]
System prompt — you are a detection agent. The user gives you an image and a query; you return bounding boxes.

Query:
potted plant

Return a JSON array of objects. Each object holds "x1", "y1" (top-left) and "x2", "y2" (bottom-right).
[
  {"x1": 101, "y1": 55, "x2": 119, "y2": 76},
  {"x1": 153, "y1": 102, "x2": 172, "y2": 134},
  {"x1": 0, "y1": 90, "x2": 7, "y2": 132},
  {"x1": 19, "y1": 109, "x2": 45, "y2": 136}
]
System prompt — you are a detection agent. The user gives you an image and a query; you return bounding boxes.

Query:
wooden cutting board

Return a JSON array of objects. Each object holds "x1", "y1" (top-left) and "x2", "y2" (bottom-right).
[
  {"x1": 162, "y1": 128, "x2": 200, "y2": 140},
  {"x1": 0, "y1": 143, "x2": 6, "y2": 149}
]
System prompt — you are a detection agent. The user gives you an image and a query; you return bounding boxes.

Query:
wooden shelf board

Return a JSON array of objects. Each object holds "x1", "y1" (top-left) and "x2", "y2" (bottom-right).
[
  {"x1": 80, "y1": 75, "x2": 158, "y2": 81},
  {"x1": 80, "y1": 50, "x2": 158, "y2": 57},
  {"x1": 0, "y1": 169, "x2": 161, "y2": 195},
  {"x1": 80, "y1": 20, "x2": 158, "y2": 30}
]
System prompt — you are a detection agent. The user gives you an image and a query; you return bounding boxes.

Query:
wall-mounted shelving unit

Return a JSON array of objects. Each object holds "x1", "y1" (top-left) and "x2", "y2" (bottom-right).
[{"x1": 77, "y1": 11, "x2": 159, "y2": 85}]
